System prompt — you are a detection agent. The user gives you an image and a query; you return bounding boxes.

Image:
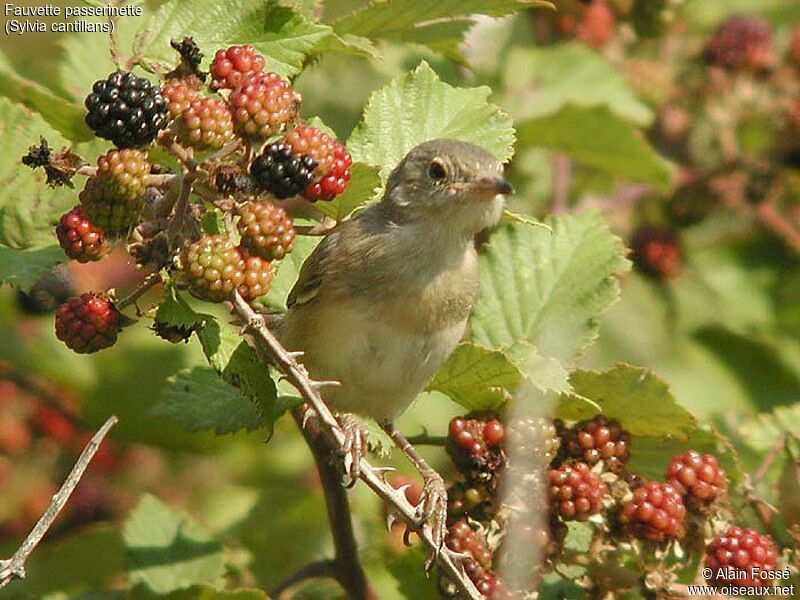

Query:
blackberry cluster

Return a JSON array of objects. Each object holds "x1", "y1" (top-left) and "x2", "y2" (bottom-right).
[
  {"x1": 618, "y1": 481, "x2": 686, "y2": 541},
  {"x1": 447, "y1": 480, "x2": 494, "y2": 523},
  {"x1": 629, "y1": 226, "x2": 682, "y2": 280},
  {"x1": 236, "y1": 200, "x2": 296, "y2": 260},
  {"x1": 84, "y1": 71, "x2": 168, "y2": 148},
  {"x1": 666, "y1": 450, "x2": 728, "y2": 510},
  {"x1": 559, "y1": 414, "x2": 631, "y2": 471},
  {"x1": 282, "y1": 126, "x2": 353, "y2": 202},
  {"x1": 444, "y1": 521, "x2": 509, "y2": 599},
  {"x1": 250, "y1": 142, "x2": 317, "y2": 199},
  {"x1": 79, "y1": 149, "x2": 150, "y2": 233},
  {"x1": 705, "y1": 527, "x2": 779, "y2": 588},
  {"x1": 56, "y1": 206, "x2": 109, "y2": 263},
  {"x1": 704, "y1": 16, "x2": 774, "y2": 72},
  {"x1": 210, "y1": 44, "x2": 265, "y2": 90},
  {"x1": 175, "y1": 98, "x2": 235, "y2": 151},
  {"x1": 548, "y1": 461, "x2": 607, "y2": 522},
  {"x1": 306, "y1": 140, "x2": 353, "y2": 201},
  {"x1": 182, "y1": 235, "x2": 246, "y2": 302},
  {"x1": 229, "y1": 71, "x2": 299, "y2": 140},
  {"x1": 161, "y1": 80, "x2": 202, "y2": 118},
  {"x1": 237, "y1": 251, "x2": 274, "y2": 301},
  {"x1": 447, "y1": 415, "x2": 506, "y2": 479},
  {"x1": 55, "y1": 293, "x2": 120, "y2": 354}
]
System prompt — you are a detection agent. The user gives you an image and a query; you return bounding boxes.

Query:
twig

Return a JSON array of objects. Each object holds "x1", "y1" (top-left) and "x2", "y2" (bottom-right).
[
  {"x1": 230, "y1": 291, "x2": 481, "y2": 600},
  {"x1": 756, "y1": 201, "x2": 800, "y2": 254},
  {"x1": 108, "y1": 1, "x2": 125, "y2": 70},
  {"x1": 0, "y1": 415, "x2": 119, "y2": 589},
  {"x1": 75, "y1": 166, "x2": 176, "y2": 187},
  {"x1": 200, "y1": 139, "x2": 244, "y2": 168},
  {"x1": 405, "y1": 433, "x2": 448, "y2": 446},
  {"x1": 551, "y1": 153, "x2": 571, "y2": 214},
  {"x1": 166, "y1": 172, "x2": 196, "y2": 246},
  {"x1": 115, "y1": 272, "x2": 164, "y2": 311},
  {"x1": 272, "y1": 559, "x2": 338, "y2": 599},
  {"x1": 753, "y1": 434, "x2": 787, "y2": 486}
]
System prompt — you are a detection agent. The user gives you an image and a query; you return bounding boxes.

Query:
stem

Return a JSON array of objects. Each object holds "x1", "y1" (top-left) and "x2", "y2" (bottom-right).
[
  {"x1": 756, "y1": 201, "x2": 800, "y2": 254},
  {"x1": 115, "y1": 272, "x2": 163, "y2": 311},
  {"x1": 166, "y1": 172, "x2": 196, "y2": 246},
  {"x1": 0, "y1": 416, "x2": 119, "y2": 589},
  {"x1": 405, "y1": 434, "x2": 448, "y2": 446},
  {"x1": 271, "y1": 559, "x2": 337, "y2": 599}
]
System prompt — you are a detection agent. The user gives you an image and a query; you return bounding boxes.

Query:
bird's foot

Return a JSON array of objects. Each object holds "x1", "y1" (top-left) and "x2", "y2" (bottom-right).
[
  {"x1": 417, "y1": 467, "x2": 448, "y2": 569},
  {"x1": 338, "y1": 413, "x2": 367, "y2": 487}
]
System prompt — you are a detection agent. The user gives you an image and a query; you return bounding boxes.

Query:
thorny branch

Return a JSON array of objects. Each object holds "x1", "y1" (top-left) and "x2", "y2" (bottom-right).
[
  {"x1": 230, "y1": 291, "x2": 482, "y2": 600},
  {"x1": 0, "y1": 415, "x2": 119, "y2": 589}
]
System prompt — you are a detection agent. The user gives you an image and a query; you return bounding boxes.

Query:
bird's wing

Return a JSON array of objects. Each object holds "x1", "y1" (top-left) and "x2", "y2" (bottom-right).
[{"x1": 286, "y1": 230, "x2": 337, "y2": 309}]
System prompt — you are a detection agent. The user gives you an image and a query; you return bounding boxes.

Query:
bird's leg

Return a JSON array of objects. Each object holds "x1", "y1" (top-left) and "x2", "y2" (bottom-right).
[
  {"x1": 382, "y1": 422, "x2": 447, "y2": 567},
  {"x1": 338, "y1": 413, "x2": 367, "y2": 487}
]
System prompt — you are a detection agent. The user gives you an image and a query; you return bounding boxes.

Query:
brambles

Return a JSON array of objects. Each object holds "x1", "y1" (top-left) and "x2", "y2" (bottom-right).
[
  {"x1": 618, "y1": 481, "x2": 686, "y2": 541},
  {"x1": 237, "y1": 200, "x2": 296, "y2": 260},
  {"x1": 56, "y1": 206, "x2": 109, "y2": 263},
  {"x1": 250, "y1": 142, "x2": 317, "y2": 199},
  {"x1": 444, "y1": 520, "x2": 505, "y2": 598},
  {"x1": 666, "y1": 450, "x2": 728, "y2": 510},
  {"x1": 182, "y1": 235, "x2": 246, "y2": 303},
  {"x1": 54, "y1": 293, "x2": 120, "y2": 354},
  {"x1": 229, "y1": 71, "x2": 299, "y2": 140},
  {"x1": 174, "y1": 98, "x2": 235, "y2": 151},
  {"x1": 705, "y1": 527, "x2": 779, "y2": 587},
  {"x1": 84, "y1": 71, "x2": 168, "y2": 148},
  {"x1": 210, "y1": 44, "x2": 265, "y2": 90},
  {"x1": 548, "y1": 461, "x2": 607, "y2": 521}
]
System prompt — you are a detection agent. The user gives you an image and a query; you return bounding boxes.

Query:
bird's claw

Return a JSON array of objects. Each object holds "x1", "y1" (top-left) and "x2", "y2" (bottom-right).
[
  {"x1": 417, "y1": 469, "x2": 448, "y2": 571},
  {"x1": 339, "y1": 414, "x2": 367, "y2": 487}
]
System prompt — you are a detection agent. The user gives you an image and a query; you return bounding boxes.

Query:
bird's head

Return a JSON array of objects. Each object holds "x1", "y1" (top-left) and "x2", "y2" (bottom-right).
[{"x1": 382, "y1": 139, "x2": 513, "y2": 236}]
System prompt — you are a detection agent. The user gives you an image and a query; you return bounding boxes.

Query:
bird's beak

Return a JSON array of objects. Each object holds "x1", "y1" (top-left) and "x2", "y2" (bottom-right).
[{"x1": 474, "y1": 176, "x2": 514, "y2": 196}]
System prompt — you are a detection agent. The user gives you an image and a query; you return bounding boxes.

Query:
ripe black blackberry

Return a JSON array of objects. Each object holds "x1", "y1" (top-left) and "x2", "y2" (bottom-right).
[
  {"x1": 250, "y1": 142, "x2": 317, "y2": 199},
  {"x1": 559, "y1": 414, "x2": 631, "y2": 471},
  {"x1": 666, "y1": 450, "x2": 728, "y2": 510},
  {"x1": 548, "y1": 461, "x2": 607, "y2": 521},
  {"x1": 236, "y1": 200, "x2": 296, "y2": 260},
  {"x1": 84, "y1": 71, "x2": 168, "y2": 148},
  {"x1": 55, "y1": 293, "x2": 120, "y2": 354},
  {"x1": 182, "y1": 235, "x2": 246, "y2": 302},
  {"x1": 618, "y1": 481, "x2": 686, "y2": 541},
  {"x1": 705, "y1": 527, "x2": 779, "y2": 588},
  {"x1": 56, "y1": 206, "x2": 109, "y2": 263}
]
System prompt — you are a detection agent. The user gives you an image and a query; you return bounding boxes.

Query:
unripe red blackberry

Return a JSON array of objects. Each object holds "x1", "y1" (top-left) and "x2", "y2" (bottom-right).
[
  {"x1": 283, "y1": 126, "x2": 337, "y2": 180},
  {"x1": 704, "y1": 527, "x2": 778, "y2": 588},
  {"x1": 236, "y1": 250, "x2": 273, "y2": 300},
  {"x1": 666, "y1": 450, "x2": 728, "y2": 509},
  {"x1": 79, "y1": 148, "x2": 150, "y2": 233},
  {"x1": 618, "y1": 481, "x2": 686, "y2": 541},
  {"x1": 229, "y1": 71, "x2": 299, "y2": 140},
  {"x1": 447, "y1": 415, "x2": 507, "y2": 487},
  {"x1": 161, "y1": 80, "x2": 202, "y2": 119},
  {"x1": 560, "y1": 415, "x2": 630, "y2": 471},
  {"x1": 445, "y1": 520, "x2": 494, "y2": 588},
  {"x1": 32, "y1": 404, "x2": 76, "y2": 445},
  {"x1": 182, "y1": 235, "x2": 246, "y2": 302},
  {"x1": 56, "y1": 206, "x2": 109, "y2": 263},
  {"x1": 236, "y1": 200, "x2": 296, "y2": 260},
  {"x1": 210, "y1": 44, "x2": 265, "y2": 90},
  {"x1": 576, "y1": 0, "x2": 615, "y2": 49},
  {"x1": 250, "y1": 142, "x2": 317, "y2": 199},
  {"x1": 548, "y1": 461, "x2": 607, "y2": 521},
  {"x1": 175, "y1": 98, "x2": 235, "y2": 151},
  {"x1": 305, "y1": 140, "x2": 353, "y2": 202},
  {"x1": 84, "y1": 71, "x2": 168, "y2": 148},
  {"x1": 705, "y1": 16, "x2": 774, "y2": 72},
  {"x1": 630, "y1": 226, "x2": 681, "y2": 280},
  {"x1": 55, "y1": 293, "x2": 121, "y2": 354}
]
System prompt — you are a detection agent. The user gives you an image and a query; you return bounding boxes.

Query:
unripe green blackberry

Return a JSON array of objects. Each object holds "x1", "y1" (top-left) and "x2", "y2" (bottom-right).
[
  {"x1": 236, "y1": 200, "x2": 295, "y2": 260},
  {"x1": 55, "y1": 293, "x2": 120, "y2": 354},
  {"x1": 79, "y1": 149, "x2": 150, "y2": 233},
  {"x1": 175, "y1": 98, "x2": 235, "y2": 151},
  {"x1": 210, "y1": 44, "x2": 265, "y2": 91},
  {"x1": 229, "y1": 71, "x2": 299, "y2": 140},
  {"x1": 56, "y1": 206, "x2": 109, "y2": 263},
  {"x1": 161, "y1": 80, "x2": 202, "y2": 119},
  {"x1": 182, "y1": 235, "x2": 245, "y2": 302},
  {"x1": 236, "y1": 250, "x2": 274, "y2": 300},
  {"x1": 84, "y1": 71, "x2": 168, "y2": 148},
  {"x1": 250, "y1": 142, "x2": 317, "y2": 199}
]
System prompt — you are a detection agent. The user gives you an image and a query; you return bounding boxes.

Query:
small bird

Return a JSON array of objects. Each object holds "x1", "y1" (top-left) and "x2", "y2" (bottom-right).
[{"x1": 275, "y1": 139, "x2": 513, "y2": 548}]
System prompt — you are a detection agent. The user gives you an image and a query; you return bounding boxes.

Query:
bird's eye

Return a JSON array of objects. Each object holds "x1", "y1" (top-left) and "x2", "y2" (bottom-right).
[{"x1": 429, "y1": 159, "x2": 447, "y2": 182}]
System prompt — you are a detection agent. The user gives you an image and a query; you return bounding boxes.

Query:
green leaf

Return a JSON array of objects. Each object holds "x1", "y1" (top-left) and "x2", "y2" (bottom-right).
[
  {"x1": 0, "y1": 245, "x2": 65, "y2": 292},
  {"x1": 348, "y1": 62, "x2": 515, "y2": 180},
  {"x1": 428, "y1": 342, "x2": 522, "y2": 411},
  {"x1": 135, "y1": 0, "x2": 331, "y2": 78},
  {"x1": 387, "y1": 548, "x2": 439, "y2": 600},
  {"x1": 471, "y1": 213, "x2": 630, "y2": 369},
  {"x1": 516, "y1": 105, "x2": 674, "y2": 191},
  {"x1": 124, "y1": 494, "x2": 226, "y2": 594},
  {"x1": 154, "y1": 284, "x2": 205, "y2": 330},
  {"x1": 0, "y1": 51, "x2": 91, "y2": 142},
  {"x1": 264, "y1": 235, "x2": 322, "y2": 308},
  {"x1": 153, "y1": 367, "x2": 265, "y2": 435},
  {"x1": 0, "y1": 98, "x2": 84, "y2": 248},
  {"x1": 556, "y1": 364, "x2": 697, "y2": 440},
  {"x1": 315, "y1": 163, "x2": 382, "y2": 220},
  {"x1": 503, "y1": 43, "x2": 652, "y2": 125},
  {"x1": 130, "y1": 584, "x2": 270, "y2": 600}
]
